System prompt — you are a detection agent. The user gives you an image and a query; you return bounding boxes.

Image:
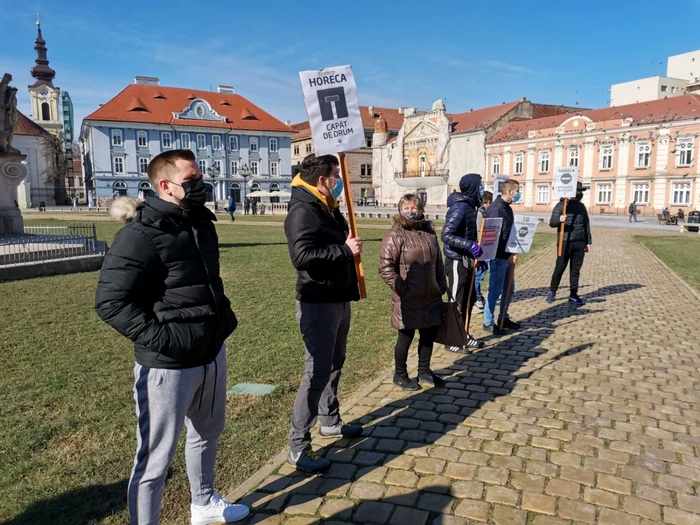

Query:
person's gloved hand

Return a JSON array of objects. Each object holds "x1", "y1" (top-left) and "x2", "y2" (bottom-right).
[
  {"x1": 478, "y1": 261, "x2": 489, "y2": 272},
  {"x1": 468, "y1": 243, "x2": 483, "y2": 259}
]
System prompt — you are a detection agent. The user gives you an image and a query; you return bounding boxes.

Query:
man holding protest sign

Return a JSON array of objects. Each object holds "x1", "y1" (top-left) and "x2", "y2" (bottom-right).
[
  {"x1": 483, "y1": 179, "x2": 522, "y2": 334},
  {"x1": 441, "y1": 174, "x2": 486, "y2": 351},
  {"x1": 547, "y1": 181, "x2": 591, "y2": 305}
]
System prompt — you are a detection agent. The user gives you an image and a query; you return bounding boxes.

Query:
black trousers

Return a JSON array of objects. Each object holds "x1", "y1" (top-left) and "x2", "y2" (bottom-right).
[
  {"x1": 394, "y1": 325, "x2": 440, "y2": 376},
  {"x1": 445, "y1": 257, "x2": 476, "y2": 325},
  {"x1": 550, "y1": 241, "x2": 587, "y2": 295}
]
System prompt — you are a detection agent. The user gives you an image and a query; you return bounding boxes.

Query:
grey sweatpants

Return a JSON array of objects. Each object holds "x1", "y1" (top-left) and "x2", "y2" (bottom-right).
[
  {"x1": 128, "y1": 346, "x2": 227, "y2": 525},
  {"x1": 289, "y1": 301, "x2": 351, "y2": 453}
]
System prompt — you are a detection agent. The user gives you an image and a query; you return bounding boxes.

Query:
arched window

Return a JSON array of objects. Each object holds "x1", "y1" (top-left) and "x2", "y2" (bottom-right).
[
  {"x1": 204, "y1": 183, "x2": 214, "y2": 202},
  {"x1": 41, "y1": 102, "x2": 51, "y2": 121},
  {"x1": 113, "y1": 181, "x2": 128, "y2": 197},
  {"x1": 138, "y1": 181, "x2": 155, "y2": 199},
  {"x1": 250, "y1": 183, "x2": 261, "y2": 203},
  {"x1": 229, "y1": 182, "x2": 241, "y2": 203},
  {"x1": 419, "y1": 154, "x2": 426, "y2": 176},
  {"x1": 269, "y1": 183, "x2": 280, "y2": 203}
]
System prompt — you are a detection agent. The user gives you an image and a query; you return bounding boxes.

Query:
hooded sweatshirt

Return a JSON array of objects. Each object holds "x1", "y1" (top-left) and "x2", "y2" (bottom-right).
[{"x1": 441, "y1": 173, "x2": 482, "y2": 261}]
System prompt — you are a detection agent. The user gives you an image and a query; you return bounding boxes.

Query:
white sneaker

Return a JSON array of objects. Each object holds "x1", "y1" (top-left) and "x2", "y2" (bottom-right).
[{"x1": 191, "y1": 493, "x2": 249, "y2": 525}]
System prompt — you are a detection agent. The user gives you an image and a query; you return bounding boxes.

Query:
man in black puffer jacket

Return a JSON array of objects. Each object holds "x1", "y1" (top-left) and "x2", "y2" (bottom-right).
[
  {"x1": 441, "y1": 173, "x2": 485, "y2": 351},
  {"x1": 95, "y1": 149, "x2": 248, "y2": 525},
  {"x1": 547, "y1": 181, "x2": 592, "y2": 305}
]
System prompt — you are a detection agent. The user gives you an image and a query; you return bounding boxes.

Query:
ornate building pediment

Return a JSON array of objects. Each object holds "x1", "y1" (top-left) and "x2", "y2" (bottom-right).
[
  {"x1": 173, "y1": 99, "x2": 226, "y2": 122},
  {"x1": 404, "y1": 121, "x2": 439, "y2": 142}
]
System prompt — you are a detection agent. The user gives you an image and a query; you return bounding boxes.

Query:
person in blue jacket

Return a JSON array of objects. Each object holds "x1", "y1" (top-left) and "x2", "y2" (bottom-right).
[{"x1": 227, "y1": 194, "x2": 236, "y2": 221}]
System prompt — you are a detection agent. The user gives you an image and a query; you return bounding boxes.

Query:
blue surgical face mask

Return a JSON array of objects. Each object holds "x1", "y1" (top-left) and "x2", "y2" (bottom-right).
[
  {"x1": 479, "y1": 186, "x2": 485, "y2": 197},
  {"x1": 329, "y1": 177, "x2": 344, "y2": 200},
  {"x1": 512, "y1": 192, "x2": 522, "y2": 203}
]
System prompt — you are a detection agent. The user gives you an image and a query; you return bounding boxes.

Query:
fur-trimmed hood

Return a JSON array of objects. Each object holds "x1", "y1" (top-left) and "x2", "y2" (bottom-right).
[{"x1": 109, "y1": 196, "x2": 142, "y2": 224}]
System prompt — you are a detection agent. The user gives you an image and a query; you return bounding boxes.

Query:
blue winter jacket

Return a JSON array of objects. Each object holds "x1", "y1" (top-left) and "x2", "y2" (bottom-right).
[{"x1": 441, "y1": 175, "x2": 481, "y2": 261}]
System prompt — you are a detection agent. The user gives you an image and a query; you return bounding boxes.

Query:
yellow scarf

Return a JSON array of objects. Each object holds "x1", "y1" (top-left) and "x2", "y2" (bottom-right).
[{"x1": 291, "y1": 174, "x2": 338, "y2": 212}]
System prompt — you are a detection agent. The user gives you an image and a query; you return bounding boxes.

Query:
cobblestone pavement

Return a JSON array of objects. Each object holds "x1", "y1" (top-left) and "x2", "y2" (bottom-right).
[{"x1": 230, "y1": 228, "x2": 700, "y2": 525}]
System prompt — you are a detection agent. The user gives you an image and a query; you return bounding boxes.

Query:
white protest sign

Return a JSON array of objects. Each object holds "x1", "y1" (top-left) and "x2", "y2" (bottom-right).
[
  {"x1": 492, "y1": 174, "x2": 509, "y2": 197},
  {"x1": 299, "y1": 65, "x2": 366, "y2": 156},
  {"x1": 553, "y1": 167, "x2": 579, "y2": 199},
  {"x1": 479, "y1": 217, "x2": 503, "y2": 261},
  {"x1": 506, "y1": 215, "x2": 539, "y2": 254}
]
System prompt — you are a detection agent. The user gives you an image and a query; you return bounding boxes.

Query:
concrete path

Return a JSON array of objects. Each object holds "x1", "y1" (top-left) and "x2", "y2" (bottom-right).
[{"x1": 228, "y1": 228, "x2": 700, "y2": 525}]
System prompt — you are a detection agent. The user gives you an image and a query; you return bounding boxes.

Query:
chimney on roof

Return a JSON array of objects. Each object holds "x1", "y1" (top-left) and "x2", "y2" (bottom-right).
[
  {"x1": 134, "y1": 76, "x2": 160, "y2": 86},
  {"x1": 217, "y1": 85, "x2": 235, "y2": 94},
  {"x1": 285, "y1": 120, "x2": 291, "y2": 126},
  {"x1": 521, "y1": 97, "x2": 526, "y2": 102}
]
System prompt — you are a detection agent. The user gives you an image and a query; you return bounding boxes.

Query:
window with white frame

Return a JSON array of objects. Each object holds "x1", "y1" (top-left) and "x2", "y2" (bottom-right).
[
  {"x1": 492, "y1": 155, "x2": 500, "y2": 174},
  {"x1": 269, "y1": 138, "x2": 278, "y2": 153},
  {"x1": 249, "y1": 137, "x2": 259, "y2": 153},
  {"x1": 539, "y1": 151, "x2": 550, "y2": 173},
  {"x1": 139, "y1": 157, "x2": 149, "y2": 175},
  {"x1": 137, "y1": 131, "x2": 148, "y2": 148},
  {"x1": 403, "y1": 156, "x2": 409, "y2": 173},
  {"x1": 600, "y1": 146, "x2": 613, "y2": 170},
  {"x1": 635, "y1": 143, "x2": 651, "y2": 168},
  {"x1": 361, "y1": 164, "x2": 372, "y2": 178},
  {"x1": 305, "y1": 142, "x2": 312, "y2": 154},
  {"x1": 270, "y1": 161, "x2": 278, "y2": 176},
  {"x1": 293, "y1": 144, "x2": 299, "y2": 155},
  {"x1": 536, "y1": 184, "x2": 550, "y2": 204},
  {"x1": 197, "y1": 134, "x2": 206, "y2": 150},
  {"x1": 161, "y1": 132, "x2": 172, "y2": 149},
  {"x1": 213, "y1": 159, "x2": 222, "y2": 175},
  {"x1": 596, "y1": 184, "x2": 612, "y2": 204},
  {"x1": 676, "y1": 140, "x2": 693, "y2": 167},
  {"x1": 568, "y1": 148, "x2": 579, "y2": 167},
  {"x1": 671, "y1": 183, "x2": 691, "y2": 205},
  {"x1": 113, "y1": 156, "x2": 124, "y2": 174},
  {"x1": 514, "y1": 154, "x2": 523, "y2": 175},
  {"x1": 230, "y1": 160, "x2": 238, "y2": 175},
  {"x1": 212, "y1": 135, "x2": 222, "y2": 150},
  {"x1": 229, "y1": 135, "x2": 239, "y2": 151},
  {"x1": 198, "y1": 159, "x2": 207, "y2": 175},
  {"x1": 250, "y1": 160, "x2": 259, "y2": 175},
  {"x1": 181, "y1": 133, "x2": 191, "y2": 149},
  {"x1": 111, "y1": 129, "x2": 123, "y2": 146},
  {"x1": 632, "y1": 183, "x2": 650, "y2": 204}
]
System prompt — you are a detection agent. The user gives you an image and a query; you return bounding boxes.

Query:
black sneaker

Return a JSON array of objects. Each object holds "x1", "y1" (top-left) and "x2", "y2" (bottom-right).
[
  {"x1": 393, "y1": 373, "x2": 420, "y2": 391},
  {"x1": 483, "y1": 323, "x2": 501, "y2": 335},
  {"x1": 568, "y1": 294, "x2": 585, "y2": 305},
  {"x1": 465, "y1": 335, "x2": 485, "y2": 349},
  {"x1": 502, "y1": 318, "x2": 521, "y2": 330},
  {"x1": 417, "y1": 370, "x2": 445, "y2": 387},
  {"x1": 445, "y1": 345, "x2": 469, "y2": 354}
]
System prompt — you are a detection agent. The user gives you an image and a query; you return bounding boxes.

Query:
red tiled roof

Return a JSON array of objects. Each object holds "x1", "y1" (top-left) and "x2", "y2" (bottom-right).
[
  {"x1": 490, "y1": 95, "x2": 700, "y2": 143},
  {"x1": 16, "y1": 111, "x2": 51, "y2": 137},
  {"x1": 84, "y1": 84, "x2": 293, "y2": 133},
  {"x1": 292, "y1": 106, "x2": 404, "y2": 140},
  {"x1": 448, "y1": 101, "x2": 521, "y2": 134}
]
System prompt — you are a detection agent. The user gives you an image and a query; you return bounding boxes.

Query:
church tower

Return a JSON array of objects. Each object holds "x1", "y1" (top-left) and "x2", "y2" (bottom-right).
[{"x1": 28, "y1": 16, "x2": 62, "y2": 136}]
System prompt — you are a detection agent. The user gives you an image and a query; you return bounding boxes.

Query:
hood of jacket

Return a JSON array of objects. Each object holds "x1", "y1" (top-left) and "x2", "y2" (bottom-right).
[{"x1": 459, "y1": 173, "x2": 482, "y2": 202}]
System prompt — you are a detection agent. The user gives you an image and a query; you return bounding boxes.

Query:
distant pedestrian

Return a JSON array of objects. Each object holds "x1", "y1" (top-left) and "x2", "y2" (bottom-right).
[
  {"x1": 244, "y1": 198, "x2": 251, "y2": 215},
  {"x1": 547, "y1": 182, "x2": 591, "y2": 306},
  {"x1": 284, "y1": 154, "x2": 363, "y2": 474},
  {"x1": 474, "y1": 190, "x2": 493, "y2": 311},
  {"x1": 629, "y1": 200, "x2": 638, "y2": 222},
  {"x1": 251, "y1": 200, "x2": 258, "y2": 215},
  {"x1": 227, "y1": 195, "x2": 236, "y2": 221},
  {"x1": 94, "y1": 149, "x2": 248, "y2": 525},
  {"x1": 379, "y1": 194, "x2": 447, "y2": 391},
  {"x1": 663, "y1": 206, "x2": 670, "y2": 218},
  {"x1": 483, "y1": 179, "x2": 521, "y2": 334},
  {"x1": 73, "y1": 195, "x2": 79, "y2": 210}
]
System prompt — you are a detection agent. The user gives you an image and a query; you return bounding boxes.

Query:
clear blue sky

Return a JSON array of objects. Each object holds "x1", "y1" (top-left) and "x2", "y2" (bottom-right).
[{"x1": 2, "y1": 0, "x2": 699, "y2": 131}]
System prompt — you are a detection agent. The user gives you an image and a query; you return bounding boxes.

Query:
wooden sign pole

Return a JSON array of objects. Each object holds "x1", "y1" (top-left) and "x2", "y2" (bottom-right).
[
  {"x1": 557, "y1": 199, "x2": 568, "y2": 257},
  {"x1": 464, "y1": 219, "x2": 485, "y2": 334},
  {"x1": 498, "y1": 256, "x2": 517, "y2": 331},
  {"x1": 339, "y1": 152, "x2": 367, "y2": 299}
]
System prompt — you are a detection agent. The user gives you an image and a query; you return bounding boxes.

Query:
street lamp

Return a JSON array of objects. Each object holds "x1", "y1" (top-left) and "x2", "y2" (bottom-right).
[
  {"x1": 206, "y1": 162, "x2": 221, "y2": 211},
  {"x1": 239, "y1": 163, "x2": 252, "y2": 214}
]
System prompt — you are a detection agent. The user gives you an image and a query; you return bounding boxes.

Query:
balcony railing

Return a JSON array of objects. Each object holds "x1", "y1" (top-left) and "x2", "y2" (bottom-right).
[{"x1": 395, "y1": 169, "x2": 449, "y2": 179}]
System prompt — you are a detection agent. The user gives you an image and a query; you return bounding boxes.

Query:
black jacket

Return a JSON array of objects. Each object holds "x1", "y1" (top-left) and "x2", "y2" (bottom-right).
[
  {"x1": 485, "y1": 196, "x2": 515, "y2": 260},
  {"x1": 441, "y1": 180, "x2": 481, "y2": 261},
  {"x1": 284, "y1": 186, "x2": 360, "y2": 303},
  {"x1": 94, "y1": 197, "x2": 237, "y2": 369},
  {"x1": 549, "y1": 199, "x2": 592, "y2": 244}
]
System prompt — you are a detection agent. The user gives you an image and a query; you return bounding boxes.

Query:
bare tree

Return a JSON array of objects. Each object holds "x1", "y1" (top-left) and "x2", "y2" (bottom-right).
[{"x1": 37, "y1": 132, "x2": 70, "y2": 204}]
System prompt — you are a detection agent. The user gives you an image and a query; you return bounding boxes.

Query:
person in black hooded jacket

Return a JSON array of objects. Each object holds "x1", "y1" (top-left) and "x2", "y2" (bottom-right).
[
  {"x1": 441, "y1": 173, "x2": 485, "y2": 351},
  {"x1": 94, "y1": 149, "x2": 248, "y2": 525}
]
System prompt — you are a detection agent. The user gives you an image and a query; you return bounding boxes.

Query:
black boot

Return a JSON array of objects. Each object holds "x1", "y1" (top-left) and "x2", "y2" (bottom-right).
[
  {"x1": 393, "y1": 373, "x2": 420, "y2": 391},
  {"x1": 417, "y1": 370, "x2": 445, "y2": 387}
]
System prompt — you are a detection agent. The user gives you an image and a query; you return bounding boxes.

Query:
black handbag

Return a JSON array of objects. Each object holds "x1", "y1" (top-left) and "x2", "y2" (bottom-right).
[{"x1": 434, "y1": 291, "x2": 469, "y2": 348}]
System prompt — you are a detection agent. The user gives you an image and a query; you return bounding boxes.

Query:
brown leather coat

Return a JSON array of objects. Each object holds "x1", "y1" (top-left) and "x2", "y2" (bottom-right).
[{"x1": 379, "y1": 215, "x2": 447, "y2": 330}]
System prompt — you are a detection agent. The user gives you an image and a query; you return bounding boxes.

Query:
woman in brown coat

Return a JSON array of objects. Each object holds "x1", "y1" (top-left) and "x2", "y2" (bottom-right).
[{"x1": 379, "y1": 194, "x2": 448, "y2": 390}]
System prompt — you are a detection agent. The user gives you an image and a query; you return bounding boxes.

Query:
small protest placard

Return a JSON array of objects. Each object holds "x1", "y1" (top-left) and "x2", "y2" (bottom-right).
[
  {"x1": 553, "y1": 167, "x2": 579, "y2": 200},
  {"x1": 480, "y1": 217, "x2": 503, "y2": 261},
  {"x1": 506, "y1": 215, "x2": 539, "y2": 254},
  {"x1": 299, "y1": 65, "x2": 366, "y2": 156}
]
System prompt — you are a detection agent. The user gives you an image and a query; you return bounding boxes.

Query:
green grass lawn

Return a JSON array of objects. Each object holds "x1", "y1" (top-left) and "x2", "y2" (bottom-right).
[
  {"x1": 1, "y1": 217, "x2": 554, "y2": 524},
  {"x1": 635, "y1": 235, "x2": 700, "y2": 292}
]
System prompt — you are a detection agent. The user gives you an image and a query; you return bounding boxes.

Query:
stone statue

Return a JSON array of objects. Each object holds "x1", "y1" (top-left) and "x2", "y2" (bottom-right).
[{"x1": 0, "y1": 73, "x2": 20, "y2": 154}]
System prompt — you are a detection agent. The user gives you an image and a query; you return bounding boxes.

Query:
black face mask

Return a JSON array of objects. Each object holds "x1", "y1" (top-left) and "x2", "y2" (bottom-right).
[
  {"x1": 179, "y1": 178, "x2": 207, "y2": 209},
  {"x1": 575, "y1": 192, "x2": 584, "y2": 201}
]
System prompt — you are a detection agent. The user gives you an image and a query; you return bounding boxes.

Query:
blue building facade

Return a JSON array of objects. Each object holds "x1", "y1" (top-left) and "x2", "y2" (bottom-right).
[{"x1": 80, "y1": 82, "x2": 294, "y2": 206}]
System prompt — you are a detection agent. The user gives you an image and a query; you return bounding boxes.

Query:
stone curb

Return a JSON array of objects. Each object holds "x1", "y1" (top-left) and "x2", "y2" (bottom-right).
[{"x1": 637, "y1": 241, "x2": 700, "y2": 302}]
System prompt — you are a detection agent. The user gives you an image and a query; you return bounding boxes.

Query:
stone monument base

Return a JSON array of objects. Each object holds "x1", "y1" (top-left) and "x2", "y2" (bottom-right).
[{"x1": 0, "y1": 152, "x2": 28, "y2": 235}]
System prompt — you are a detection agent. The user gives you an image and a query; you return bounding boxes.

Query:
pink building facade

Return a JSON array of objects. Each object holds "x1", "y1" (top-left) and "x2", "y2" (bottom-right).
[{"x1": 485, "y1": 95, "x2": 700, "y2": 216}]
